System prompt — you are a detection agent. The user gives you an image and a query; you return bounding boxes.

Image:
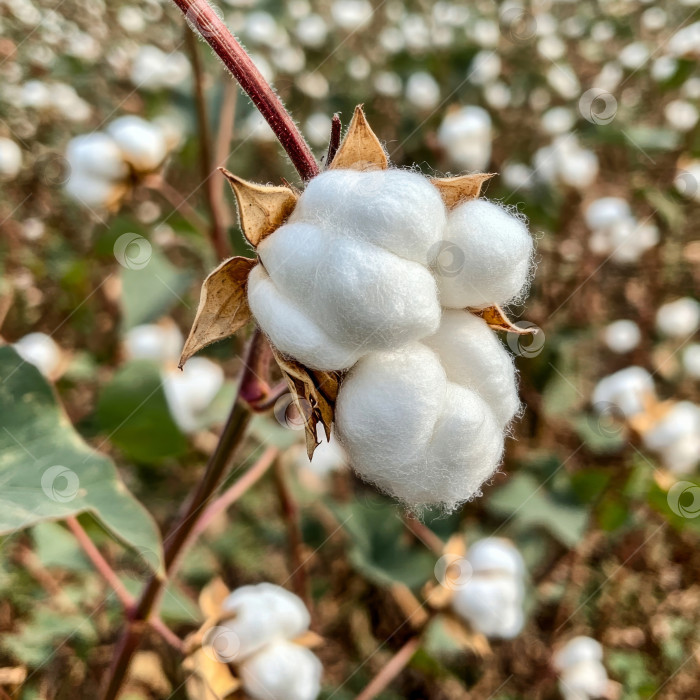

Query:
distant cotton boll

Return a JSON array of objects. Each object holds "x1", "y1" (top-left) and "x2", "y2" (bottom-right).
[
  {"x1": 244, "y1": 11, "x2": 280, "y2": 45},
  {"x1": 656, "y1": 298, "x2": 700, "y2": 338},
  {"x1": 641, "y1": 7, "x2": 667, "y2": 31},
  {"x1": 436, "y1": 199, "x2": 533, "y2": 309},
  {"x1": 610, "y1": 220, "x2": 659, "y2": 263},
  {"x1": 117, "y1": 6, "x2": 146, "y2": 32},
  {"x1": 401, "y1": 14, "x2": 430, "y2": 51},
  {"x1": 153, "y1": 112, "x2": 187, "y2": 152},
  {"x1": 0, "y1": 137, "x2": 22, "y2": 179},
  {"x1": 374, "y1": 71, "x2": 402, "y2": 97},
  {"x1": 107, "y1": 115, "x2": 168, "y2": 173},
  {"x1": 406, "y1": 72, "x2": 441, "y2": 110},
  {"x1": 501, "y1": 162, "x2": 534, "y2": 190},
  {"x1": 667, "y1": 22, "x2": 700, "y2": 57},
  {"x1": 683, "y1": 344, "x2": 700, "y2": 378},
  {"x1": 130, "y1": 45, "x2": 191, "y2": 90},
  {"x1": 554, "y1": 636, "x2": 603, "y2": 671},
  {"x1": 335, "y1": 344, "x2": 504, "y2": 509},
  {"x1": 14, "y1": 333, "x2": 62, "y2": 379},
  {"x1": 272, "y1": 46, "x2": 306, "y2": 74},
  {"x1": 591, "y1": 21, "x2": 614, "y2": 43},
  {"x1": 48, "y1": 83, "x2": 92, "y2": 122},
  {"x1": 529, "y1": 87, "x2": 551, "y2": 111},
  {"x1": 537, "y1": 35, "x2": 566, "y2": 61},
  {"x1": 21, "y1": 218, "x2": 45, "y2": 241},
  {"x1": 604, "y1": 320, "x2": 641, "y2": 354},
  {"x1": 642, "y1": 402, "x2": 700, "y2": 453},
  {"x1": 65, "y1": 132, "x2": 128, "y2": 182},
  {"x1": 239, "y1": 640, "x2": 323, "y2": 700},
  {"x1": 556, "y1": 140, "x2": 599, "y2": 189},
  {"x1": 296, "y1": 72, "x2": 329, "y2": 99},
  {"x1": 484, "y1": 81, "x2": 511, "y2": 109},
  {"x1": 295, "y1": 14, "x2": 327, "y2": 47},
  {"x1": 287, "y1": 0, "x2": 310, "y2": 19},
  {"x1": 619, "y1": 42, "x2": 650, "y2": 70},
  {"x1": 162, "y1": 357, "x2": 224, "y2": 433},
  {"x1": 651, "y1": 56, "x2": 678, "y2": 82},
  {"x1": 593, "y1": 61, "x2": 623, "y2": 92},
  {"x1": 585, "y1": 197, "x2": 631, "y2": 231},
  {"x1": 554, "y1": 637, "x2": 609, "y2": 700},
  {"x1": 218, "y1": 584, "x2": 311, "y2": 663},
  {"x1": 248, "y1": 53, "x2": 275, "y2": 84},
  {"x1": 469, "y1": 51, "x2": 501, "y2": 86},
  {"x1": 470, "y1": 19, "x2": 500, "y2": 48},
  {"x1": 664, "y1": 100, "x2": 699, "y2": 132},
  {"x1": 19, "y1": 80, "x2": 51, "y2": 109},
  {"x1": 424, "y1": 311, "x2": 520, "y2": 427},
  {"x1": 541, "y1": 107, "x2": 576, "y2": 135},
  {"x1": 123, "y1": 322, "x2": 183, "y2": 364},
  {"x1": 243, "y1": 110, "x2": 277, "y2": 142},
  {"x1": 303, "y1": 112, "x2": 332, "y2": 148},
  {"x1": 346, "y1": 55, "x2": 370, "y2": 81},
  {"x1": 436, "y1": 105, "x2": 492, "y2": 171},
  {"x1": 534, "y1": 12, "x2": 557, "y2": 36},
  {"x1": 681, "y1": 77, "x2": 700, "y2": 99},
  {"x1": 561, "y1": 16, "x2": 585, "y2": 38},
  {"x1": 592, "y1": 366, "x2": 655, "y2": 417},
  {"x1": 379, "y1": 27, "x2": 405, "y2": 53},
  {"x1": 546, "y1": 64, "x2": 580, "y2": 99},
  {"x1": 64, "y1": 172, "x2": 123, "y2": 209},
  {"x1": 468, "y1": 537, "x2": 525, "y2": 577},
  {"x1": 331, "y1": 0, "x2": 373, "y2": 30}
]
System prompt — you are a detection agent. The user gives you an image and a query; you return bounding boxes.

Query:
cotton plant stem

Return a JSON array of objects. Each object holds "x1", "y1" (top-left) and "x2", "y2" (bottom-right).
[
  {"x1": 214, "y1": 80, "x2": 238, "y2": 230},
  {"x1": 184, "y1": 27, "x2": 229, "y2": 259},
  {"x1": 325, "y1": 114, "x2": 342, "y2": 167},
  {"x1": 171, "y1": 0, "x2": 319, "y2": 182},
  {"x1": 354, "y1": 636, "x2": 422, "y2": 700},
  {"x1": 145, "y1": 174, "x2": 210, "y2": 233}
]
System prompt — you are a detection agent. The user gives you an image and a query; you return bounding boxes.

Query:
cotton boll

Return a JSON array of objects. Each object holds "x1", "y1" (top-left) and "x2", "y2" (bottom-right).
[
  {"x1": 436, "y1": 105, "x2": 492, "y2": 171},
  {"x1": 585, "y1": 198, "x2": 631, "y2": 231},
  {"x1": 107, "y1": 115, "x2": 168, "y2": 173},
  {"x1": 501, "y1": 162, "x2": 534, "y2": 191},
  {"x1": 683, "y1": 344, "x2": 700, "y2": 378},
  {"x1": 331, "y1": 0, "x2": 373, "y2": 30},
  {"x1": 651, "y1": 56, "x2": 677, "y2": 82},
  {"x1": 424, "y1": 311, "x2": 520, "y2": 427},
  {"x1": 296, "y1": 72, "x2": 329, "y2": 99},
  {"x1": 436, "y1": 199, "x2": 533, "y2": 309},
  {"x1": 295, "y1": 14, "x2": 327, "y2": 47},
  {"x1": 65, "y1": 133, "x2": 128, "y2": 182},
  {"x1": 667, "y1": 22, "x2": 700, "y2": 58},
  {"x1": 553, "y1": 636, "x2": 603, "y2": 670},
  {"x1": 130, "y1": 45, "x2": 191, "y2": 90},
  {"x1": 642, "y1": 7, "x2": 667, "y2": 31},
  {"x1": 469, "y1": 51, "x2": 501, "y2": 85},
  {"x1": 64, "y1": 171, "x2": 124, "y2": 209},
  {"x1": 592, "y1": 366, "x2": 654, "y2": 418},
  {"x1": 664, "y1": 100, "x2": 699, "y2": 132},
  {"x1": 14, "y1": 333, "x2": 62, "y2": 379},
  {"x1": 374, "y1": 71, "x2": 402, "y2": 97},
  {"x1": 303, "y1": 112, "x2": 331, "y2": 148},
  {"x1": 123, "y1": 321, "x2": 183, "y2": 364},
  {"x1": 19, "y1": 79, "x2": 52, "y2": 109},
  {"x1": 604, "y1": 320, "x2": 641, "y2": 354},
  {"x1": 658, "y1": 432, "x2": 700, "y2": 474},
  {"x1": 466, "y1": 537, "x2": 525, "y2": 578},
  {"x1": 406, "y1": 72, "x2": 440, "y2": 110},
  {"x1": 546, "y1": 64, "x2": 580, "y2": 100},
  {"x1": 243, "y1": 110, "x2": 277, "y2": 142},
  {"x1": 619, "y1": 42, "x2": 650, "y2": 70},
  {"x1": 218, "y1": 584, "x2": 310, "y2": 663},
  {"x1": 239, "y1": 640, "x2": 322, "y2": 700},
  {"x1": 244, "y1": 11, "x2": 280, "y2": 46},
  {"x1": 559, "y1": 146, "x2": 598, "y2": 189},
  {"x1": 643, "y1": 402, "x2": 700, "y2": 452},
  {"x1": 554, "y1": 637, "x2": 608, "y2": 700},
  {"x1": 0, "y1": 138, "x2": 22, "y2": 179},
  {"x1": 537, "y1": 35, "x2": 566, "y2": 61},
  {"x1": 541, "y1": 107, "x2": 575, "y2": 136},
  {"x1": 452, "y1": 574, "x2": 524, "y2": 639},
  {"x1": 162, "y1": 357, "x2": 224, "y2": 433},
  {"x1": 483, "y1": 82, "x2": 511, "y2": 110},
  {"x1": 656, "y1": 298, "x2": 700, "y2": 338}
]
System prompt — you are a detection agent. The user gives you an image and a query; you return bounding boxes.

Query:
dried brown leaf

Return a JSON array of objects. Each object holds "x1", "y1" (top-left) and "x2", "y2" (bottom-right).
[
  {"x1": 431, "y1": 173, "x2": 495, "y2": 208},
  {"x1": 442, "y1": 613, "x2": 492, "y2": 656},
  {"x1": 129, "y1": 651, "x2": 172, "y2": 696},
  {"x1": 470, "y1": 304, "x2": 536, "y2": 335},
  {"x1": 271, "y1": 347, "x2": 341, "y2": 460},
  {"x1": 329, "y1": 105, "x2": 388, "y2": 171},
  {"x1": 183, "y1": 649, "x2": 240, "y2": 700},
  {"x1": 390, "y1": 582, "x2": 429, "y2": 629},
  {"x1": 199, "y1": 577, "x2": 231, "y2": 620},
  {"x1": 220, "y1": 168, "x2": 298, "y2": 247},
  {"x1": 292, "y1": 630, "x2": 325, "y2": 649},
  {"x1": 179, "y1": 256, "x2": 256, "y2": 369}
]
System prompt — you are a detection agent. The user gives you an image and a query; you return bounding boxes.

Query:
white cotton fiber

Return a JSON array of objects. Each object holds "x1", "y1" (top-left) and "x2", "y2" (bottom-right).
[
  {"x1": 14, "y1": 332, "x2": 62, "y2": 379},
  {"x1": 603, "y1": 319, "x2": 641, "y2": 354},
  {"x1": 0, "y1": 137, "x2": 23, "y2": 179},
  {"x1": 585, "y1": 197, "x2": 631, "y2": 231},
  {"x1": 466, "y1": 537, "x2": 525, "y2": 578},
  {"x1": 592, "y1": 366, "x2": 655, "y2": 418},
  {"x1": 107, "y1": 115, "x2": 168, "y2": 173},
  {"x1": 642, "y1": 402, "x2": 700, "y2": 452},
  {"x1": 124, "y1": 321, "x2": 183, "y2": 364},
  {"x1": 218, "y1": 583, "x2": 311, "y2": 663},
  {"x1": 554, "y1": 637, "x2": 608, "y2": 700},
  {"x1": 656, "y1": 297, "x2": 700, "y2": 338},
  {"x1": 65, "y1": 133, "x2": 128, "y2": 181},
  {"x1": 239, "y1": 640, "x2": 323, "y2": 700},
  {"x1": 248, "y1": 169, "x2": 446, "y2": 371},
  {"x1": 436, "y1": 199, "x2": 533, "y2": 309},
  {"x1": 424, "y1": 310, "x2": 520, "y2": 427},
  {"x1": 334, "y1": 343, "x2": 504, "y2": 509}
]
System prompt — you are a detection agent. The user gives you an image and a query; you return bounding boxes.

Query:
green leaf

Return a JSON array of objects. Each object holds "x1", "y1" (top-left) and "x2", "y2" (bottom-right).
[
  {"x1": 96, "y1": 360, "x2": 188, "y2": 462},
  {"x1": 0, "y1": 346, "x2": 163, "y2": 573},
  {"x1": 120, "y1": 246, "x2": 192, "y2": 330}
]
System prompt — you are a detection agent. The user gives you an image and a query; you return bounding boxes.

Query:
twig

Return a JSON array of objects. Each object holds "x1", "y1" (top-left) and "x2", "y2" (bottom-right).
[
  {"x1": 355, "y1": 637, "x2": 422, "y2": 700},
  {"x1": 239, "y1": 330, "x2": 274, "y2": 405},
  {"x1": 325, "y1": 114, "x2": 342, "y2": 167},
  {"x1": 184, "y1": 27, "x2": 229, "y2": 259},
  {"x1": 144, "y1": 174, "x2": 211, "y2": 233},
  {"x1": 402, "y1": 516, "x2": 445, "y2": 556}
]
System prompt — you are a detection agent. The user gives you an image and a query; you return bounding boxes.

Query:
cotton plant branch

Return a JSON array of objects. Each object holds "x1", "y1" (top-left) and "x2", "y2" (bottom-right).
[{"x1": 355, "y1": 636, "x2": 423, "y2": 700}]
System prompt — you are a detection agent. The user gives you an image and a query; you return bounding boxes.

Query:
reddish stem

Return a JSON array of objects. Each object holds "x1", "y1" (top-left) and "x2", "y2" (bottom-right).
[
  {"x1": 355, "y1": 637, "x2": 422, "y2": 700},
  {"x1": 325, "y1": 114, "x2": 342, "y2": 168},
  {"x1": 171, "y1": 0, "x2": 319, "y2": 182}
]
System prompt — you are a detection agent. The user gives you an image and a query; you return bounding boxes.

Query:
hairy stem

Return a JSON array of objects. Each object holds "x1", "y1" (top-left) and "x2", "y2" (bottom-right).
[
  {"x1": 325, "y1": 114, "x2": 342, "y2": 167},
  {"x1": 172, "y1": 0, "x2": 319, "y2": 182}
]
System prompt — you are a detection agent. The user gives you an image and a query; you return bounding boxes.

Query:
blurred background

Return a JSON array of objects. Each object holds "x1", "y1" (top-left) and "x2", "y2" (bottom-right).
[{"x1": 0, "y1": 0, "x2": 699, "y2": 697}]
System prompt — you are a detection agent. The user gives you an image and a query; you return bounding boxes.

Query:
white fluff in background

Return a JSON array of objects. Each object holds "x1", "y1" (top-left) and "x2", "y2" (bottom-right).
[
  {"x1": 592, "y1": 366, "x2": 655, "y2": 418},
  {"x1": 553, "y1": 636, "x2": 609, "y2": 700},
  {"x1": 0, "y1": 137, "x2": 23, "y2": 179},
  {"x1": 451, "y1": 538, "x2": 526, "y2": 639},
  {"x1": 13, "y1": 332, "x2": 62, "y2": 379},
  {"x1": 334, "y1": 342, "x2": 504, "y2": 509},
  {"x1": 436, "y1": 199, "x2": 533, "y2": 310},
  {"x1": 130, "y1": 45, "x2": 191, "y2": 91},
  {"x1": 603, "y1": 320, "x2": 641, "y2": 354},
  {"x1": 249, "y1": 169, "x2": 446, "y2": 370},
  {"x1": 124, "y1": 321, "x2": 183, "y2": 364},
  {"x1": 655, "y1": 297, "x2": 700, "y2": 338},
  {"x1": 436, "y1": 105, "x2": 492, "y2": 171},
  {"x1": 107, "y1": 116, "x2": 168, "y2": 173},
  {"x1": 642, "y1": 401, "x2": 700, "y2": 474},
  {"x1": 534, "y1": 134, "x2": 599, "y2": 190},
  {"x1": 683, "y1": 343, "x2": 700, "y2": 378}
]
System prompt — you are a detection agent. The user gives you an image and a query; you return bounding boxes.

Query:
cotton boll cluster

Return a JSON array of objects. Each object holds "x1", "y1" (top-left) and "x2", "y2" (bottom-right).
[
  {"x1": 214, "y1": 584, "x2": 322, "y2": 700},
  {"x1": 0, "y1": 137, "x2": 22, "y2": 179},
  {"x1": 655, "y1": 298, "x2": 700, "y2": 338},
  {"x1": 603, "y1": 320, "x2": 641, "y2": 354},
  {"x1": 592, "y1": 366, "x2": 654, "y2": 418},
  {"x1": 534, "y1": 135, "x2": 599, "y2": 190},
  {"x1": 641, "y1": 402, "x2": 700, "y2": 474},
  {"x1": 585, "y1": 197, "x2": 659, "y2": 263},
  {"x1": 436, "y1": 106, "x2": 492, "y2": 171},
  {"x1": 13, "y1": 332, "x2": 64, "y2": 380},
  {"x1": 451, "y1": 538, "x2": 526, "y2": 639},
  {"x1": 13, "y1": 80, "x2": 92, "y2": 122},
  {"x1": 553, "y1": 637, "x2": 609, "y2": 700},
  {"x1": 64, "y1": 115, "x2": 172, "y2": 209},
  {"x1": 130, "y1": 45, "x2": 191, "y2": 90}
]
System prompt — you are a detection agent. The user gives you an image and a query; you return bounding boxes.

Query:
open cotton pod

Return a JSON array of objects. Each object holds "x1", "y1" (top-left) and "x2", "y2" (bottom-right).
[
  {"x1": 13, "y1": 332, "x2": 66, "y2": 381},
  {"x1": 553, "y1": 636, "x2": 609, "y2": 700},
  {"x1": 123, "y1": 319, "x2": 183, "y2": 364},
  {"x1": 592, "y1": 366, "x2": 655, "y2": 418}
]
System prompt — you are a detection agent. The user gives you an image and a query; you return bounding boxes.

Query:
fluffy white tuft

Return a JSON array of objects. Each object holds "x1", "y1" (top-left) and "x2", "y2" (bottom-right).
[
  {"x1": 554, "y1": 636, "x2": 608, "y2": 700},
  {"x1": 14, "y1": 332, "x2": 62, "y2": 379},
  {"x1": 592, "y1": 366, "x2": 655, "y2": 418},
  {"x1": 466, "y1": 537, "x2": 525, "y2": 578},
  {"x1": 107, "y1": 115, "x2": 168, "y2": 173},
  {"x1": 656, "y1": 297, "x2": 700, "y2": 338},
  {"x1": 435, "y1": 199, "x2": 533, "y2": 309}
]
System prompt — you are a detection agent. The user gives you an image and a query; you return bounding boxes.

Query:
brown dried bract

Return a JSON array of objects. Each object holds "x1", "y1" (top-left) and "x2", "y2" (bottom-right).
[
  {"x1": 220, "y1": 168, "x2": 298, "y2": 247},
  {"x1": 431, "y1": 172, "x2": 494, "y2": 208},
  {"x1": 179, "y1": 256, "x2": 256, "y2": 369},
  {"x1": 329, "y1": 105, "x2": 388, "y2": 171},
  {"x1": 470, "y1": 304, "x2": 537, "y2": 335}
]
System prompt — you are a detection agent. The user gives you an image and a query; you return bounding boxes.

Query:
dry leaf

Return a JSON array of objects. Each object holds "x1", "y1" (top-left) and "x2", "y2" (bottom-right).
[
  {"x1": 442, "y1": 613, "x2": 491, "y2": 656},
  {"x1": 183, "y1": 649, "x2": 241, "y2": 700},
  {"x1": 422, "y1": 580, "x2": 454, "y2": 610},
  {"x1": 329, "y1": 105, "x2": 388, "y2": 171},
  {"x1": 271, "y1": 347, "x2": 341, "y2": 459},
  {"x1": 470, "y1": 304, "x2": 536, "y2": 335},
  {"x1": 627, "y1": 397, "x2": 675, "y2": 436},
  {"x1": 431, "y1": 173, "x2": 494, "y2": 208},
  {"x1": 179, "y1": 256, "x2": 256, "y2": 368},
  {"x1": 443, "y1": 533, "x2": 467, "y2": 559},
  {"x1": 199, "y1": 577, "x2": 231, "y2": 620},
  {"x1": 390, "y1": 582, "x2": 429, "y2": 629},
  {"x1": 0, "y1": 666, "x2": 26, "y2": 686},
  {"x1": 220, "y1": 168, "x2": 298, "y2": 247},
  {"x1": 292, "y1": 630, "x2": 324, "y2": 649},
  {"x1": 129, "y1": 651, "x2": 172, "y2": 696}
]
